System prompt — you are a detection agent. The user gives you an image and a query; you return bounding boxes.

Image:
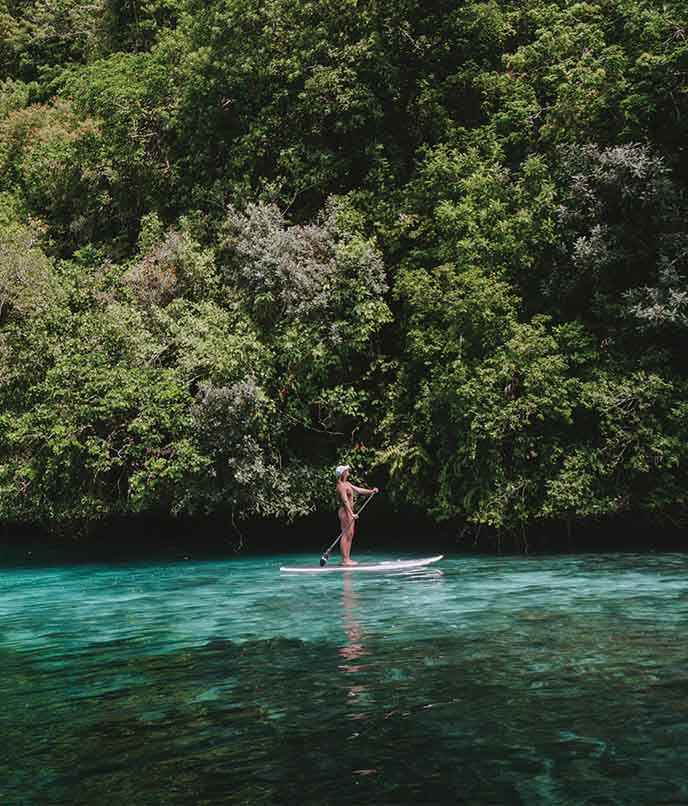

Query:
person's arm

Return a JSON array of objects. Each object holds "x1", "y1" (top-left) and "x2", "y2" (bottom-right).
[{"x1": 350, "y1": 484, "x2": 379, "y2": 496}]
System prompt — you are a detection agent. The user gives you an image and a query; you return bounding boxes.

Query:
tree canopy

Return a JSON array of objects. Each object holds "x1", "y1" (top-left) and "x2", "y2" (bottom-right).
[{"x1": 1, "y1": 0, "x2": 687, "y2": 544}]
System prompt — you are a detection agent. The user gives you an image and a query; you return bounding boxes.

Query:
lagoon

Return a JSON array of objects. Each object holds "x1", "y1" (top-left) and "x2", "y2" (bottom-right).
[{"x1": 2, "y1": 551, "x2": 687, "y2": 805}]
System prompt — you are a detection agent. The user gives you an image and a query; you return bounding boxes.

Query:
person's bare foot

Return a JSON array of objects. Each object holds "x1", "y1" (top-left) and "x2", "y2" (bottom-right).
[{"x1": 341, "y1": 559, "x2": 358, "y2": 566}]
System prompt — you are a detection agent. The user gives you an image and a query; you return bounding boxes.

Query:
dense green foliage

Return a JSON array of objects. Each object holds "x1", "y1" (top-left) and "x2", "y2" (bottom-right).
[{"x1": 1, "y1": 0, "x2": 687, "y2": 540}]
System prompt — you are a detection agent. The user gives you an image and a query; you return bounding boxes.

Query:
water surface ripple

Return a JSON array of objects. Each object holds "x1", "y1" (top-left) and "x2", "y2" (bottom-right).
[{"x1": 2, "y1": 552, "x2": 688, "y2": 805}]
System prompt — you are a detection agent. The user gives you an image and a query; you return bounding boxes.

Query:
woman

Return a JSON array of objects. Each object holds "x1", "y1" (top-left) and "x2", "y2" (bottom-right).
[{"x1": 335, "y1": 464, "x2": 378, "y2": 565}]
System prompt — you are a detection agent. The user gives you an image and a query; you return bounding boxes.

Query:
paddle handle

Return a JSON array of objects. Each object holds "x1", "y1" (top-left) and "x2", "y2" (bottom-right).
[{"x1": 320, "y1": 491, "x2": 377, "y2": 566}]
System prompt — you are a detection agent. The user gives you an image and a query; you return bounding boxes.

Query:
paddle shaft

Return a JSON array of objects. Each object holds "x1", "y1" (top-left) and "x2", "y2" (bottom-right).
[{"x1": 320, "y1": 491, "x2": 376, "y2": 566}]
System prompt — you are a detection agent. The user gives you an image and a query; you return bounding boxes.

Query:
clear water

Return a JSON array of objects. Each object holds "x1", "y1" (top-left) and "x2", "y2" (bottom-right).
[{"x1": 2, "y1": 551, "x2": 688, "y2": 805}]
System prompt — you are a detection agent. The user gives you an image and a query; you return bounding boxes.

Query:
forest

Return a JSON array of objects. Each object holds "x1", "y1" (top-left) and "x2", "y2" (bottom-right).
[{"x1": 1, "y1": 0, "x2": 687, "y2": 546}]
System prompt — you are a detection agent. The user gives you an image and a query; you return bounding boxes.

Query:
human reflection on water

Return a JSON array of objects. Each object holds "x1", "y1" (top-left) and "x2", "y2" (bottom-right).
[
  {"x1": 338, "y1": 573, "x2": 367, "y2": 669},
  {"x1": 337, "y1": 573, "x2": 371, "y2": 720}
]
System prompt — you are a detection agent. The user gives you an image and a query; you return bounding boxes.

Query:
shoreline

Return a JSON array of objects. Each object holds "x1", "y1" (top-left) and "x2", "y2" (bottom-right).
[{"x1": 1, "y1": 509, "x2": 686, "y2": 564}]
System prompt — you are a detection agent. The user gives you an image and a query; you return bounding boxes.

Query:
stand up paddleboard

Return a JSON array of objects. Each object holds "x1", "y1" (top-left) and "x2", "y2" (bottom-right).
[{"x1": 280, "y1": 555, "x2": 443, "y2": 574}]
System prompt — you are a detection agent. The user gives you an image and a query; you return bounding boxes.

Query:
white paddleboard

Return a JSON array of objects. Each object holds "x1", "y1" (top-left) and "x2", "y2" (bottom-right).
[{"x1": 280, "y1": 554, "x2": 443, "y2": 574}]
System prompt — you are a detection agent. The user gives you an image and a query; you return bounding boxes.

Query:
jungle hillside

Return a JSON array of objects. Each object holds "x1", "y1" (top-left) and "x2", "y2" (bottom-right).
[{"x1": 1, "y1": 0, "x2": 687, "y2": 547}]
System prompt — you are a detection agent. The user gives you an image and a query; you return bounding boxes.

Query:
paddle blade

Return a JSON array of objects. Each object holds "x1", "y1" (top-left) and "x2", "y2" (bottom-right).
[{"x1": 319, "y1": 554, "x2": 328, "y2": 567}]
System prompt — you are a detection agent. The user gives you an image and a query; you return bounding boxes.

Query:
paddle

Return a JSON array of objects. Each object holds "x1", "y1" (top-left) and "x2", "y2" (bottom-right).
[{"x1": 319, "y1": 491, "x2": 377, "y2": 567}]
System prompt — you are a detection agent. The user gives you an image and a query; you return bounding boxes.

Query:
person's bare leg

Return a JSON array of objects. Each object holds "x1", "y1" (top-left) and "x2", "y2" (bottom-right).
[
  {"x1": 338, "y1": 509, "x2": 349, "y2": 561},
  {"x1": 339, "y1": 510, "x2": 357, "y2": 565},
  {"x1": 341, "y1": 532, "x2": 357, "y2": 564}
]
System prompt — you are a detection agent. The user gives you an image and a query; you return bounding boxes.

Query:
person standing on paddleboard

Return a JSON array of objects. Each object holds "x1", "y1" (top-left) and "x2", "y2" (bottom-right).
[{"x1": 335, "y1": 465, "x2": 378, "y2": 565}]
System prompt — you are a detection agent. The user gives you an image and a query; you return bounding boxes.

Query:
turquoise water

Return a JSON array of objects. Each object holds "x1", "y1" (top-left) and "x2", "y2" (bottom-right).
[{"x1": 2, "y1": 551, "x2": 688, "y2": 805}]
